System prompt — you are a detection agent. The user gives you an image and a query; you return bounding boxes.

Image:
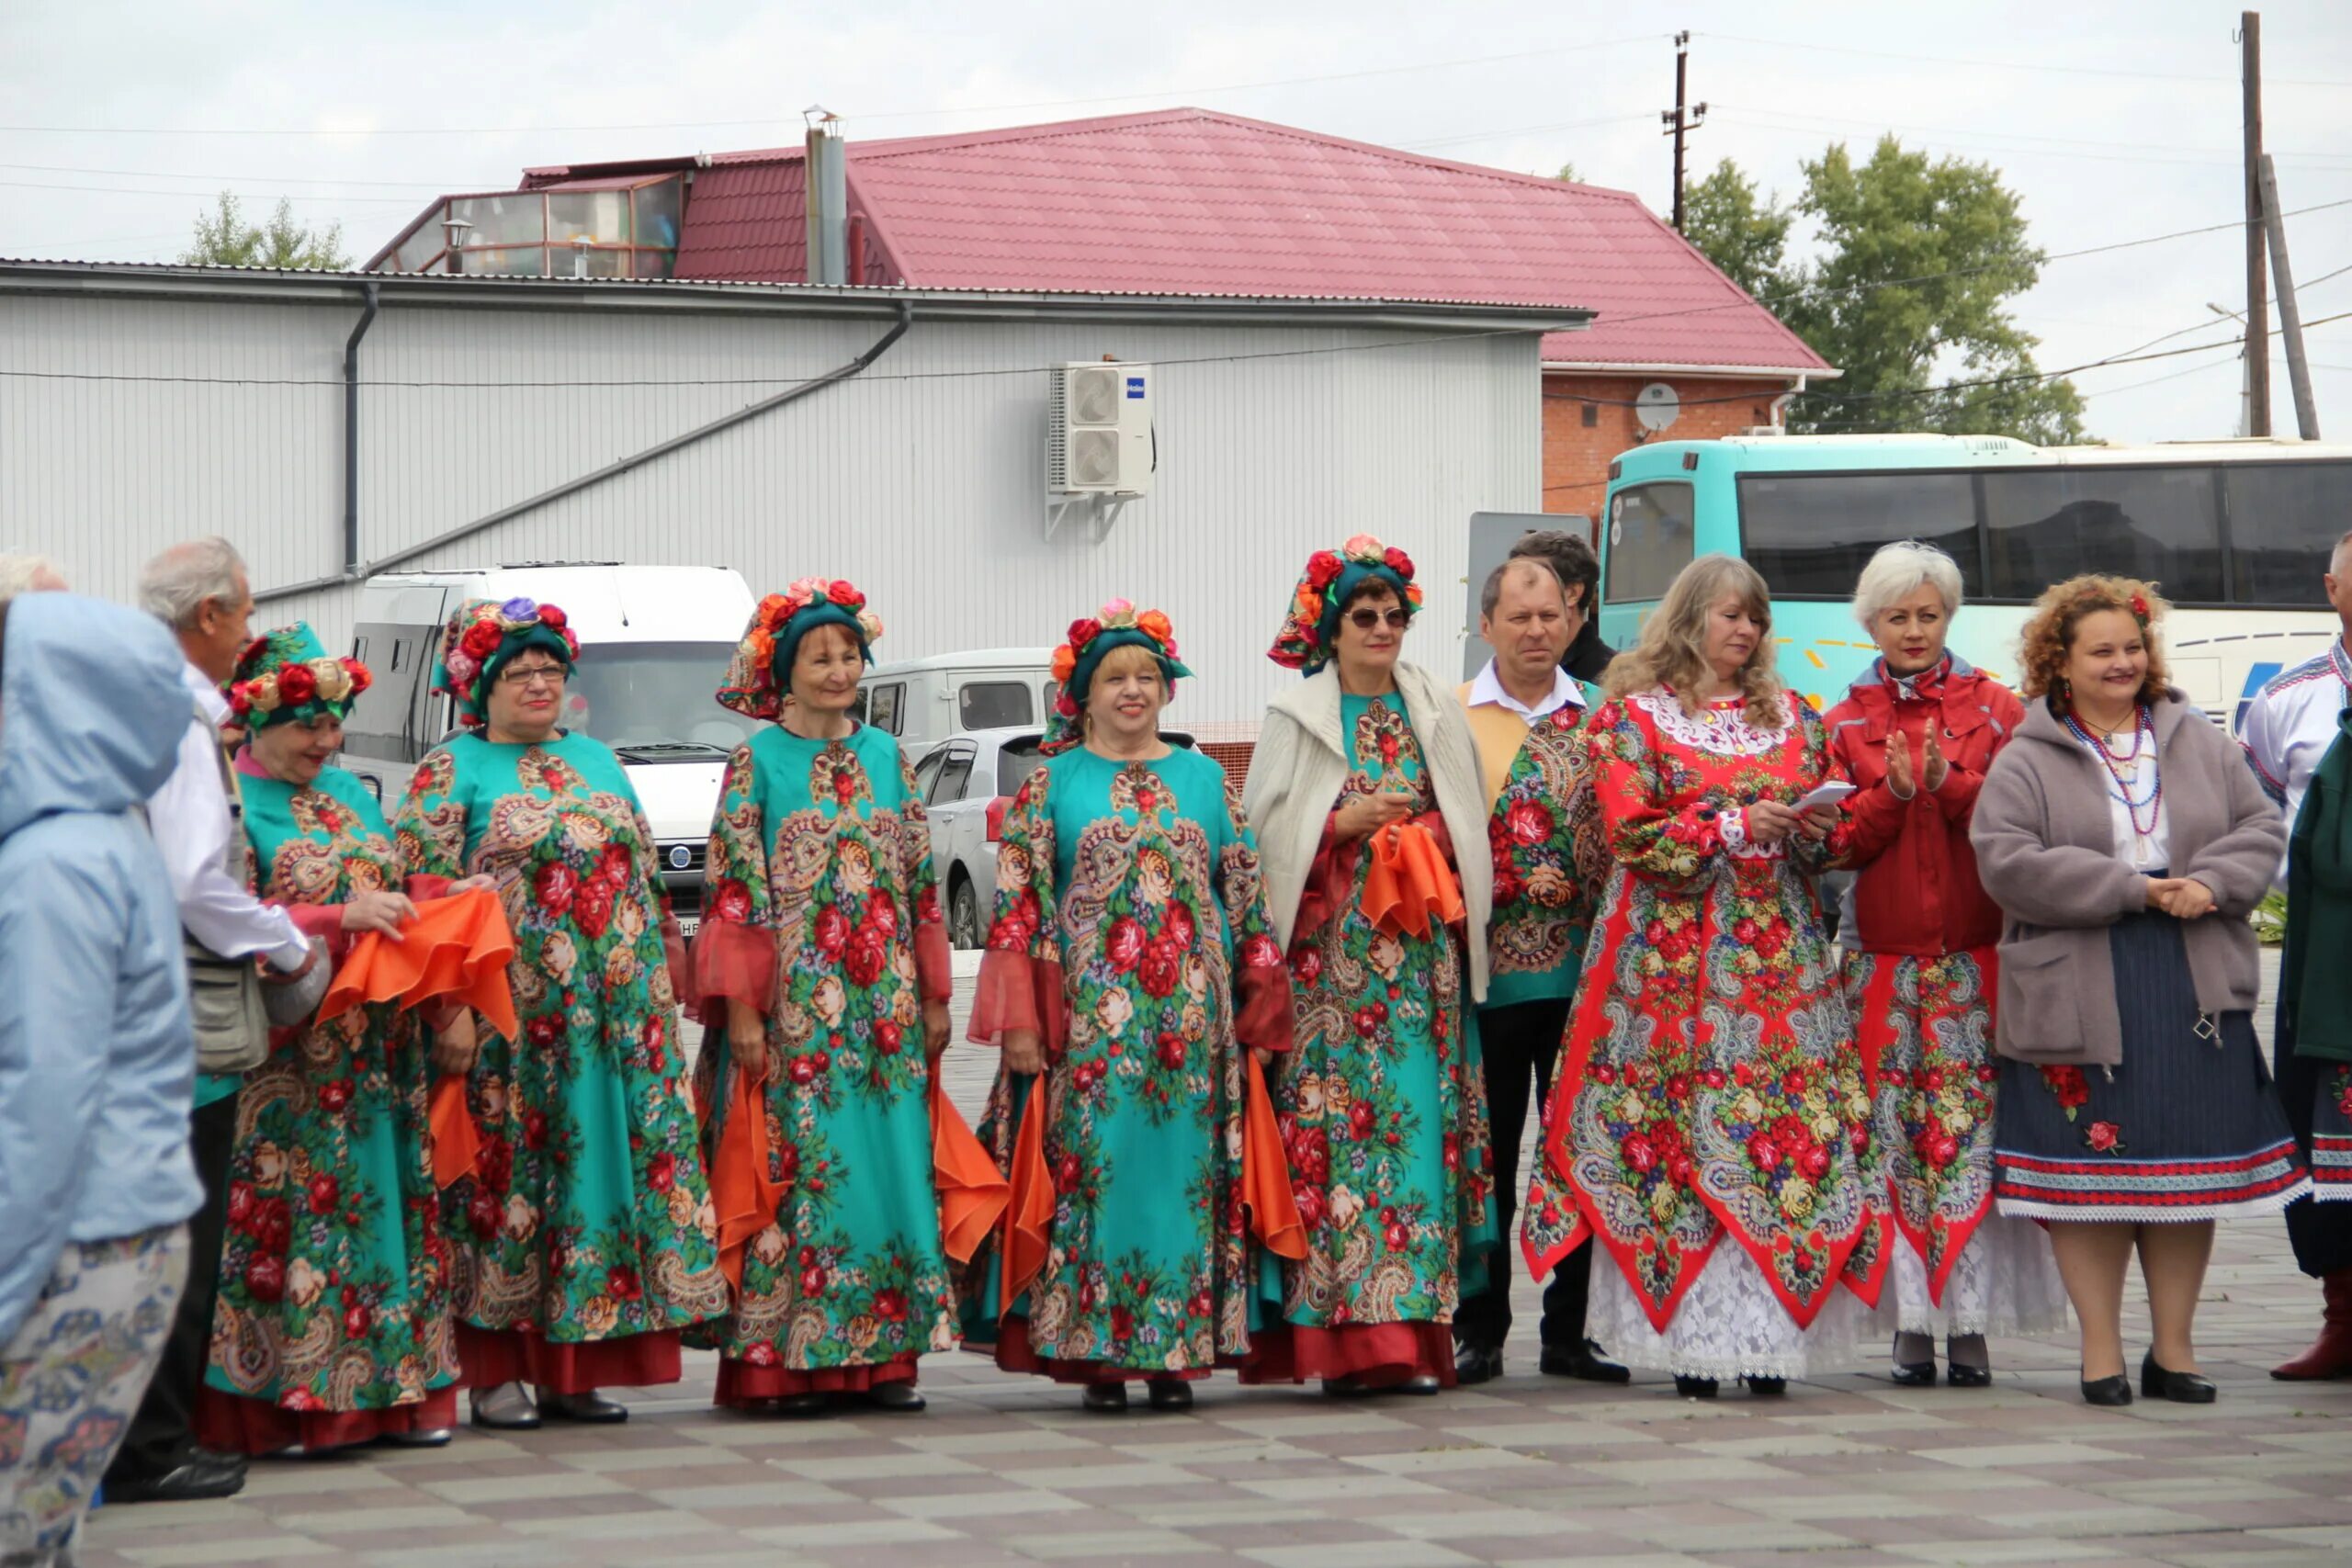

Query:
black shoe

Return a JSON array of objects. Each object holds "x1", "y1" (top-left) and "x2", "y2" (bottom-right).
[
  {"x1": 1146, "y1": 1378, "x2": 1194, "y2": 1412},
  {"x1": 377, "y1": 1427, "x2": 456, "y2": 1448},
  {"x1": 867, "y1": 1382, "x2": 926, "y2": 1413},
  {"x1": 1394, "y1": 1374, "x2": 1442, "y2": 1396},
  {"x1": 1890, "y1": 1334, "x2": 1937, "y2": 1386},
  {"x1": 2081, "y1": 1372, "x2": 2134, "y2": 1407},
  {"x1": 2141, "y1": 1350, "x2": 2217, "y2": 1404},
  {"x1": 775, "y1": 1393, "x2": 830, "y2": 1418},
  {"x1": 1453, "y1": 1344, "x2": 1504, "y2": 1386},
  {"x1": 104, "y1": 1452, "x2": 248, "y2": 1504},
  {"x1": 1743, "y1": 1375, "x2": 1788, "y2": 1397},
  {"x1": 1673, "y1": 1375, "x2": 1718, "y2": 1399},
  {"x1": 1944, "y1": 1362, "x2": 1992, "y2": 1389},
  {"x1": 1539, "y1": 1339, "x2": 1632, "y2": 1384},
  {"x1": 1082, "y1": 1382, "x2": 1129, "y2": 1413},
  {"x1": 1319, "y1": 1373, "x2": 1373, "y2": 1398},
  {"x1": 537, "y1": 1389, "x2": 628, "y2": 1424}
]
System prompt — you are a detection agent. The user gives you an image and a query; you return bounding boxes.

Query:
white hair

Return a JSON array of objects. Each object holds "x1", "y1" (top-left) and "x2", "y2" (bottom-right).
[
  {"x1": 0, "y1": 553, "x2": 62, "y2": 603},
  {"x1": 2330, "y1": 528, "x2": 2352, "y2": 578},
  {"x1": 1852, "y1": 540, "x2": 1964, "y2": 630},
  {"x1": 139, "y1": 536, "x2": 246, "y2": 629}
]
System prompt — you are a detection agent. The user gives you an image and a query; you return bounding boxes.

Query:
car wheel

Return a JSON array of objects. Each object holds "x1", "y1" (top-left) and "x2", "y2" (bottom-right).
[{"x1": 949, "y1": 875, "x2": 985, "y2": 951}]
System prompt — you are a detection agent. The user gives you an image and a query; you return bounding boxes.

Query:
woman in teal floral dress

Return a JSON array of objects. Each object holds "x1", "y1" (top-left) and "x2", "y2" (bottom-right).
[
  {"x1": 196, "y1": 626, "x2": 464, "y2": 1453},
  {"x1": 1241, "y1": 537, "x2": 1499, "y2": 1393},
  {"x1": 395, "y1": 598, "x2": 725, "y2": 1430},
  {"x1": 691, "y1": 580, "x2": 958, "y2": 1416},
  {"x1": 966, "y1": 601, "x2": 1295, "y2": 1414}
]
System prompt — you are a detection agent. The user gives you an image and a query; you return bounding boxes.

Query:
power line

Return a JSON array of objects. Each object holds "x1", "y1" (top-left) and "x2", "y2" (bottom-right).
[
  {"x1": 0, "y1": 178, "x2": 419, "y2": 205},
  {"x1": 1702, "y1": 30, "x2": 2352, "y2": 88},
  {"x1": 0, "y1": 161, "x2": 475, "y2": 189},
  {"x1": 1708, "y1": 105, "x2": 2352, "y2": 172},
  {"x1": 0, "y1": 36, "x2": 1666, "y2": 141}
]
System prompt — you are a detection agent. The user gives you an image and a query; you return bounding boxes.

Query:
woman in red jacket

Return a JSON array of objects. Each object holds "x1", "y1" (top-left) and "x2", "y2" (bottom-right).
[{"x1": 1826, "y1": 543, "x2": 2069, "y2": 1387}]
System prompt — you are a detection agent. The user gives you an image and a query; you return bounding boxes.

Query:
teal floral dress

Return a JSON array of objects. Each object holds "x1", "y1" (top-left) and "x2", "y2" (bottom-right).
[
  {"x1": 393, "y1": 731, "x2": 726, "y2": 1391},
  {"x1": 965, "y1": 747, "x2": 1294, "y2": 1382},
  {"x1": 1250, "y1": 694, "x2": 1498, "y2": 1384},
  {"x1": 197, "y1": 761, "x2": 461, "y2": 1452},
  {"x1": 690, "y1": 723, "x2": 958, "y2": 1401}
]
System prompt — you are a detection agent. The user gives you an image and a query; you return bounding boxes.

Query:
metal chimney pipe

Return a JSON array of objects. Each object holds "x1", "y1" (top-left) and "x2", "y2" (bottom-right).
[{"x1": 805, "y1": 117, "x2": 847, "y2": 285}]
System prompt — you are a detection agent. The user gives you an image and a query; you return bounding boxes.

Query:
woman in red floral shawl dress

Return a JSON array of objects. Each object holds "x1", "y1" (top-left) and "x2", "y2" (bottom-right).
[{"x1": 1521, "y1": 555, "x2": 1888, "y2": 1398}]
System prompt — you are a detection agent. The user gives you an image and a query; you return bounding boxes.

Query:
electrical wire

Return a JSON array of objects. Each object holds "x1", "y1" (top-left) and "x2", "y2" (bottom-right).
[{"x1": 1702, "y1": 30, "x2": 2352, "y2": 89}]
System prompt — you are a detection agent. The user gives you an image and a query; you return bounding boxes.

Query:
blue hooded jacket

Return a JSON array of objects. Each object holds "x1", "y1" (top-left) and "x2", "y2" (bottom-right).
[{"x1": 0, "y1": 592, "x2": 203, "y2": 1344}]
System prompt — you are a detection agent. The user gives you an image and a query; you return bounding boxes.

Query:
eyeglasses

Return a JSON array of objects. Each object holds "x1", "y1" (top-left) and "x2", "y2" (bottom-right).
[
  {"x1": 497, "y1": 662, "x2": 568, "y2": 689},
  {"x1": 1347, "y1": 607, "x2": 1410, "y2": 631}
]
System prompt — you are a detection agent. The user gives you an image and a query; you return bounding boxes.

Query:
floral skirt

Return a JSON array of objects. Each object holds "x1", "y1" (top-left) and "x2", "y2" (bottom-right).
[
  {"x1": 2310, "y1": 1060, "x2": 2352, "y2": 1201},
  {"x1": 1993, "y1": 909, "x2": 2309, "y2": 1223}
]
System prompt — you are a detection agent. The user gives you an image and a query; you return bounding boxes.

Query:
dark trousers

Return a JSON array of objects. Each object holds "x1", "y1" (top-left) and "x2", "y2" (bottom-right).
[
  {"x1": 105, "y1": 1091, "x2": 238, "y2": 1483},
  {"x1": 2278, "y1": 1030, "x2": 2352, "y2": 1279},
  {"x1": 1455, "y1": 997, "x2": 1593, "y2": 1353}
]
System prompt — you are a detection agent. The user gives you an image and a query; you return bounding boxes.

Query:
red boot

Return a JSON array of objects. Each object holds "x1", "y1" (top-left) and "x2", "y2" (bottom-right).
[{"x1": 2271, "y1": 1271, "x2": 2352, "y2": 1380}]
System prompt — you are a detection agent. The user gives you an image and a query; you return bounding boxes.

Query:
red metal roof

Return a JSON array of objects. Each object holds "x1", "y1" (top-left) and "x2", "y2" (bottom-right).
[{"x1": 509, "y1": 108, "x2": 1830, "y2": 375}]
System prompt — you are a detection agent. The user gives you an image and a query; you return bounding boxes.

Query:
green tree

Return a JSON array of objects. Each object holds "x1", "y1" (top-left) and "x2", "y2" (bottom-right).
[
  {"x1": 1679, "y1": 159, "x2": 1792, "y2": 303},
  {"x1": 1677, "y1": 141, "x2": 2086, "y2": 445},
  {"x1": 1554, "y1": 161, "x2": 1582, "y2": 184},
  {"x1": 181, "y1": 191, "x2": 350, "y2": 269}
]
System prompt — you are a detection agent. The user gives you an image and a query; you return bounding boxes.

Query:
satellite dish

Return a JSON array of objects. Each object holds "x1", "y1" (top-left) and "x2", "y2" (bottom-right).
[{"x1": 1635, "y1": 382, "x2": 1681, "y2": 433}]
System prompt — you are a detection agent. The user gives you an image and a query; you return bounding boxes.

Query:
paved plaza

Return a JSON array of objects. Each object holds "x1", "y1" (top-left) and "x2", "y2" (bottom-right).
[{"x1": 78, "y1": 954, "x2": 2352, "y2": 1568}]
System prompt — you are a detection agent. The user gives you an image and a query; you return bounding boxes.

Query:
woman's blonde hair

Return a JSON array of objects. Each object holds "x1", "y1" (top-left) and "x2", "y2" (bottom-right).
[
  {"x1": 1603, "y1": 553, "x2": 1788, "y2": 728},
  {"x1": 2014, "y1": 575, "x2": 2170, "y2": 705}
]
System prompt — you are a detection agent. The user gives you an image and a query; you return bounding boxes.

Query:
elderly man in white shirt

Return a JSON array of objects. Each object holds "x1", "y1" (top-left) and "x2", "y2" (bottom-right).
[{"x1": 103, "y1": 537, "x2": 314, "y2": 1505}]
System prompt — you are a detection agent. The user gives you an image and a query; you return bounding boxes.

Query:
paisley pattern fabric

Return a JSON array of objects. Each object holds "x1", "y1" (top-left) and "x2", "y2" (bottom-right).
[
  {"x1": 965, "y1": 747, "x2": 1292, "y2": 1378},
  {"x1": 1264, "y1": 695, "x2": 1497, "y2": 1354},
  {"x1": 205, "y1": 766, "x2": 460, "y2": 1437},
  {"x1": 691, "y1": 724, "x2": 958, "y2": 1391},
  {"x1": 1485, "y1": 704, "x2": 1604, "y2": 1010},
  {"x1": 0, "y1": 1228, "x2": 187, "y2": 1564},
  {"x1": 394, "y1": 731, "x2": 725, "y2": 1365},
  {"x1": 1522, "y1": 691, "x2": 1888, "y2": 1333}
]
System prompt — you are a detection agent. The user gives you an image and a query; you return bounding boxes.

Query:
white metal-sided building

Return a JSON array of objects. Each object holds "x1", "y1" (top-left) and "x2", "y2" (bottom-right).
[{"x1": 0, "y1": 260, "x2": 1580, "y2": 725}]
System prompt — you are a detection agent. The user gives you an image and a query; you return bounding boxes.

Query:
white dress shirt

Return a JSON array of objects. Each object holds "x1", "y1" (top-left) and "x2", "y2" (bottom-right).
[
  {"x1": 1466, "y1": 659, "x2": 1584, "y2": 721},
  {"x1": 147, "y1": 660, "x2": 310, "y2": 970},
  {"x1": 2241, "y1": 637, "x2": 2352, "y2": 891}
]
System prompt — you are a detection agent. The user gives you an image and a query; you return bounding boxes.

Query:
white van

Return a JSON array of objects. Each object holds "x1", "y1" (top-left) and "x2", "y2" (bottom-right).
[
  {"x1": 340, "y1": 562, "x2": 756, "y2": 932},
  {"x1": 855, "y1": 648, "x2": 1058, "y2": 757}
]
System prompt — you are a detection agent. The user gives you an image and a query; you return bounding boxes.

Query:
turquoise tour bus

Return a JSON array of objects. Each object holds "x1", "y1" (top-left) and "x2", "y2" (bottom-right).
[{"x1": 1596, "y1": 433, "x2": 2352, "y2": 729}]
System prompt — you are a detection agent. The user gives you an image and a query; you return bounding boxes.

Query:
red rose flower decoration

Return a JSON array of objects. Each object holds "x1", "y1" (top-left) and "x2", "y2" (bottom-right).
[
  {"x1": 245, "y1": 1255, "x2": 287, "y2": 1303},
  {"x1": 345, "y1": 1303, "x2": 372, "y2": 1339},
  {"x1": 844, "y1": 926, "x2": 889, "y2": 987},
  {"x1": 572, "y1": 878, "x2": 615, "y2": 939},
  {"x1": 1067, "y1": 617, "x2": 1103, "y2": 649},
  {"x1": 523, "y1": 1110, "x2": 549, "y2": 1149},
  {"x1": 1506, "y1": 799, "x2": 1554, "y2": 846},
  {"x1": 534, "y1": 862, "x2": 577, "y2": 915},
  {"x1": 277, "y1": 664, "x2": 319, "y2": 705},
  {"x1": 1137, "y1": 940, "x2": 1181, "y2": 998},
  {"x1": 827, "y1": 580, "x2": 860, "y2": 609},
  {"x1": 307, "y1": 1173, "x2": 340, "y2": 1215},
  {"x1": 2086, "y1": 1121, "x2": 2123, "y2": 1152},
  {"x1": 344, "y1": 660, "x2": 372, "y2": 694},
  {"x1": 1105, "y1": 917, "x2": 1147, "y2": 972},
  {"x1": 1306, "y1": 550, "x2": 1344, "y2": 589},
  {"x1": 874, "y1": 1288, "x2": 908, "y2": 1323},
  {"x1": 812, "y1": 904, "x2": 851, "y2": 958},
  {"x1": 710, "y1": 879, "x2": 752, "y2": 924},
  {"x1": 537, "y1": 604, "x2": 568, "y2": 630},
  {"x1": 226, "y1": 1181, "x2": 255, "y2": 1229},
  {"x1": 647, "y1": 1152, "x2": 676, "y2": 1192},
  {"x1": 461, "y1": 621, "x2": 503, "y2": 660},
  {"x1": 227, "y1": 686, "x2": 254, "y2": 718},
  {"x1": 608, "y1": 1265, "x2": 643, "y2": 1302},
  {"x1": 1383, "y1": 546, "x2": 1412, "y2": 576}
]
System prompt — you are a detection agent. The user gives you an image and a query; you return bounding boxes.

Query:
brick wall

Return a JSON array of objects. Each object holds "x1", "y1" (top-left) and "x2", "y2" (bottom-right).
[{"x1": 1541, "y1": 372, "x2": 1795, "y2": 535}]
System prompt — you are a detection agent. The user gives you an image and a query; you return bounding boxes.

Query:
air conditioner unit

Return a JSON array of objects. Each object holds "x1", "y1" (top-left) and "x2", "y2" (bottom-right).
[{"x1": 1047, "y1": 363, "x2": 1153, "y2": 495}]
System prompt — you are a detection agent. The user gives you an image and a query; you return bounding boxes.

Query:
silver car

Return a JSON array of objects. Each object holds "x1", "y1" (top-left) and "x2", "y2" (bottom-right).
[{"x1": 918, "y1": 725, "x2": 1196, "y2": 949}]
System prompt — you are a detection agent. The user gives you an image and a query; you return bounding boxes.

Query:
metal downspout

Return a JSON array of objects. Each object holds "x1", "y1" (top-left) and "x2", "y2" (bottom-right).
[
  {"x1": 359, "y1": 299, "x2": 914, "y2": 579},
  {"x1": 342, "y1": 281, "x2": 380, "y2": 575}
]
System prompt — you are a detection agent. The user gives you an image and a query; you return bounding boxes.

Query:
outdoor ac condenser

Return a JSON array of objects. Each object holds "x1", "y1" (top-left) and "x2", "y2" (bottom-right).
[{"x1": 1047, "y1": 363, "x2": 1154, "y2": 495}]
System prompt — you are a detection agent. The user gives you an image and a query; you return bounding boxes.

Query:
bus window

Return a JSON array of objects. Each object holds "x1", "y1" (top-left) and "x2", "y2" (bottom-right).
[
  {"x1": 2226, "y1": 461, "x2": 2352, "y2": 606},
  {"x1": 1739, "y1": 473, "x2": 1980, "y2": 599},
  {"x1": 1984, "y1": 468, "x2": 2224, "y2": 604},
  {"x1": 1606, "y1": 481, "x2": 1696, "y2": 604}
]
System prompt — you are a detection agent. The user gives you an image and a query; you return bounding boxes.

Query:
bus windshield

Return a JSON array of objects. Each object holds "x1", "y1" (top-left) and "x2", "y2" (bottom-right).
[{"x1": 562, "y1": 641, "x2": 762, "y2": 756}]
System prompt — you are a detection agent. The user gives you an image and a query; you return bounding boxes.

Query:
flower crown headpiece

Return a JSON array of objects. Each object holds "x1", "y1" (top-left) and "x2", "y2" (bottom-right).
[
  {"x1": 1039, "y1": 598, "x2": 1188, "y2": 756},
  {"x1": 1267, "y1": 533, "x2": 1423, "y2": 673},
  {"x1": 227, "y1": 626, "x2": 372, "y2": 729},
  {"x1": 717, "y1": 578, "x2": 886, "y2": 720},
  {"x1": 435, "y1": 597, "x2": 579, "y2": 727}
]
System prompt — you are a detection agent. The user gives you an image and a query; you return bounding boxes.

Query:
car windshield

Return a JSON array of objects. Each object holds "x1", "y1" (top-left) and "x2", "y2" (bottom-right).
[{"x1": 563, "y1": 642, "x2": 761, "y2": 755}]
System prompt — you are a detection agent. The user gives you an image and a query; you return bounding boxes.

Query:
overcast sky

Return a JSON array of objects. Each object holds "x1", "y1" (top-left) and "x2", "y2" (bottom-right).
[{"x1": 4, "y1": 0, "x2": 2347, "y2": 444}]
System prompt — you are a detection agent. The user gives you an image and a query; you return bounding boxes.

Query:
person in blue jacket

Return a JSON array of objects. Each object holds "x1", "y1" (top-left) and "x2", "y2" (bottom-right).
[{"x1": 0, "y1": 592, "x2": 206, "y2": 1565}]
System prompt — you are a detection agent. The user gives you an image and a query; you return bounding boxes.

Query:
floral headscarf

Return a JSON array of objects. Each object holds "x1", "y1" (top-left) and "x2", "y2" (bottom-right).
[
  {"x1": 716, "y1": 578, "x2": 884, "y2": 721},
  {"x1": 1039, "y1": 598, "x2": 1192, "y2": 757},
  {"x1": 434, "y1": 596, "x2": 579, "y2": 729},
  {"x1": 226, "y1": 623, "x2": 371, "y2": 730},
  {"x1": 1267, "y1": 533, "x2": 1423, "y2": 675}
]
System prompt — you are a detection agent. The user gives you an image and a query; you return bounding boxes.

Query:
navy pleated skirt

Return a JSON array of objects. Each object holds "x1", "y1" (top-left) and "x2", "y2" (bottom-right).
[{"x1": 1993, "y1": 907, "x2": 2310, "y2": 1223}]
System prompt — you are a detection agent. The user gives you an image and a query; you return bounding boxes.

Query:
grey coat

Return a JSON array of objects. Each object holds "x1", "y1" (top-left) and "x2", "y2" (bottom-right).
[{"x1": 1969, "y1": 688, "x2": 2283, "y2": 1067}]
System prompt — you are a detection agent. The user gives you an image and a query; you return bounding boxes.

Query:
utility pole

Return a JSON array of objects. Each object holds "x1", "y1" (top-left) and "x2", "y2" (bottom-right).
[
  {"x1": 2259, "y1": 154, "x2": 2322, "y2": 438},
  {"x1": 1662, "y1": 31, "x2": 1708, "y2": 231},
  {"x1": 2242, "y1": 12, "x2": 2272, "y2": 435}
]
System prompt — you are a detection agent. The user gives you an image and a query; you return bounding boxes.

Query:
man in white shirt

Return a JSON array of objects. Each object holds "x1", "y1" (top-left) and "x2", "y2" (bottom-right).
[
  {"x1": 2241, "y1": 527, "x2": 2352, "y2": 1383},
  {"x1": 105, "y1": 538, "x2": 312, "y2": 1503},
  {"x1": 1450, "y1": 558, "x2": 1624, "y2": 1386}
]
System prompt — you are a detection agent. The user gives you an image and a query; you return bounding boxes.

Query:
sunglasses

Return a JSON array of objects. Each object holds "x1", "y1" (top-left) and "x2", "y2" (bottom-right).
[{"x1": 1347, "y1": 607, "x2": 1410, "y2": 631}]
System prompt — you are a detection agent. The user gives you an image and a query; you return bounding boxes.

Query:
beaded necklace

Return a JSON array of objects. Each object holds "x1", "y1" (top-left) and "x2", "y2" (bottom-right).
[{"x1": 2063, "y1": 705, "x2": 2160, "y2": 863}]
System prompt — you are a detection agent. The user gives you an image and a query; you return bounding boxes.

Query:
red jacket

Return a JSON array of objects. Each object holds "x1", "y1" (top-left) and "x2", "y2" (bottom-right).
[{"x1": 1824, "y1": 655, "x2": 2024, "y2": 958}]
